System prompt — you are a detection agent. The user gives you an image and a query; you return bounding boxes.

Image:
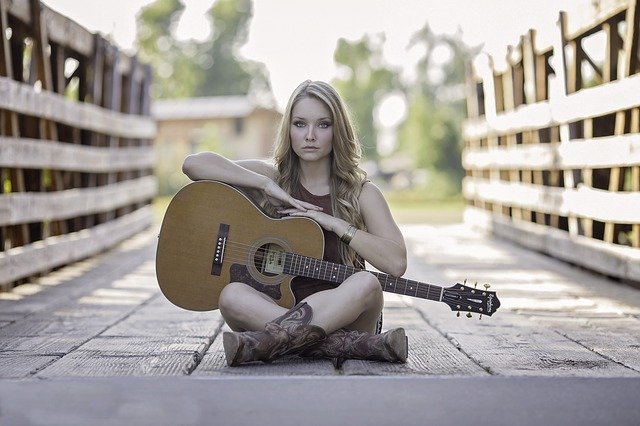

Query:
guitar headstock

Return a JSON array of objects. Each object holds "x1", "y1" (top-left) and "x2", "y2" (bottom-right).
[{"x1": 441, "y1": 281, "x2": 500, "y2": 318}]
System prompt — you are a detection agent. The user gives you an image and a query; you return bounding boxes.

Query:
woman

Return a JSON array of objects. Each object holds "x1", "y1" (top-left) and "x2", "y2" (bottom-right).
[{"x1": 182, "y1": 80, "x2": 408, "y2": 367}]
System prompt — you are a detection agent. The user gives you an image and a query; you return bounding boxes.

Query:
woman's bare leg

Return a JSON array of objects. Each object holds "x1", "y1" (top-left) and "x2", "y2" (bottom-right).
[
  {"x1": 219, "y1": 271, "x2": 383, "y2": 334},
  {"x1": 218, "y1": 282, "x2": 288, "y2": 331},
  {"x1": 302, "y1": 271, "x2": 383, "y2": 334}
]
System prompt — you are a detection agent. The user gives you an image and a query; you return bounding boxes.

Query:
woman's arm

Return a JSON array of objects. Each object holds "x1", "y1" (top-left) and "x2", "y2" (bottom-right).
[
  {"x1": 342, "y1": 182, "x2": 407, "y2": 276},
  {"x1": 182, "y1": 152, "x2": 322, "y2": 212},
  {"x1": 283, "y1": 182, "x2": 407, "y2": 276},
  {"x1": 182, "y1": 151, "x2": 274, "y2": 190}
]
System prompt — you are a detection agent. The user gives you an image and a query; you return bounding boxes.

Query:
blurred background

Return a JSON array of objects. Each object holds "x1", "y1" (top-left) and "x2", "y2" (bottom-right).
[{"x1": 44, "y1": 0, "x2": 593, "y2": 224}]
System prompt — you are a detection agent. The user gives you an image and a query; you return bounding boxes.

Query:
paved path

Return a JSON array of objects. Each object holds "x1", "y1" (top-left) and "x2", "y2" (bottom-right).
[{"x1": 1, "y1": 224, "x2": 639, "y2": 424}]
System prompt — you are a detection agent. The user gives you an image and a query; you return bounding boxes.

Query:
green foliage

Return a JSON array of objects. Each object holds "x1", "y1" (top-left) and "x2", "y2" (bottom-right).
[
  {"x1": 135, "y1": 0, "x2": 270, "y2": 99},
  {"x1": 136, "y1": 0, "x2": 200, "y2": 98},
  {"x1": 198, "y1": 0, "x2": 271, "y2": 97},
  {"x1": 332, "y1": 35, "x2": 398, "y2": 163},
  {"x1": 193, "y1": 122, "x2": 232, "y2": 158},
  {"x1": 395, "y1": 24, "x2": 473, "y2": 194},
  {"x1": 398, "y1": 97, "x2": 463, "y2": 181}
]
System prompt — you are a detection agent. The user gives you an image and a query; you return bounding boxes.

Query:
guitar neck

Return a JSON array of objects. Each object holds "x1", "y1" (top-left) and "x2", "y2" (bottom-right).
[{"x1": 284, "y1": 252, "x2": 443, "y2": 303}]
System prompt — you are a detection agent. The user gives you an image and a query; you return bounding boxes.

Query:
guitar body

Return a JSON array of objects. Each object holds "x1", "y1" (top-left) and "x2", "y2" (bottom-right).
[{"x1": 156, "y1": 180, "x2": 325, "y2": 311}]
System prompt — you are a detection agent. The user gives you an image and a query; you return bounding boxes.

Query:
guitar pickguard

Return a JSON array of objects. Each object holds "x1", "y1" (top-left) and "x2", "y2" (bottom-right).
[{"x1": 229, "y1": 264, "x2": 282, "y2": 300}]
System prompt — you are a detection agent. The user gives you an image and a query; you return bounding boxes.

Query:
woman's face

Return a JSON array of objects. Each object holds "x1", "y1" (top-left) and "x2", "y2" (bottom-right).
[{"x1": 290, "y1": 97, "x2": 333, "y2": 163}]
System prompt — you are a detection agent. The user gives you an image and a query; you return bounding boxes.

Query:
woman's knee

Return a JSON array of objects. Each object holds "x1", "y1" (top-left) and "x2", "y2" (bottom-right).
[
  {"x1": 219, "y1": 282, "x2": 250, "y2": 317},
  {"x1": 350, "y1": 271, "x2": 383, "y2": 307}
]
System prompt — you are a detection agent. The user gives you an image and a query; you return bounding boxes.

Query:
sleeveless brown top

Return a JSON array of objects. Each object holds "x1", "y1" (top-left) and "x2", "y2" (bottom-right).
[
  {"x1": 288, "y1": 181, "x2": 382, "y2": 333},
  {"x1": 289, "y1": 183, "x2": 342, "y2": 302}
]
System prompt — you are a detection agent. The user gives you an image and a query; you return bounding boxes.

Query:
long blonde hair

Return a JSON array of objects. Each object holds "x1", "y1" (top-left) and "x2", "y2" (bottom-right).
[{"x1": 271, "y1": 80, "x2": 367, "y2": 266}]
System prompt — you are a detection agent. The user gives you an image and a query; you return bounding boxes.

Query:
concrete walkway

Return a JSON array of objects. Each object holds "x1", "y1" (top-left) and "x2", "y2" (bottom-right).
[{"x1": 1, "y1": 224, "x2": 639, "y2": 424}]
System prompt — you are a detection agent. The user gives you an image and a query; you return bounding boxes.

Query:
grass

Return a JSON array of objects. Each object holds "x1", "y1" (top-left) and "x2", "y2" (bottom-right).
[
  {"x1": 387, "y1": 198, "x2": 464, "y2": 224},
  {"x1": 384, "y1": 189, "x2": 464, "y2": 224},
  {"x1": 153, "y1": 190, "x2": 465, "y2": 226},
  {"x1": 152, "y1": 196, "x2": 172, "y2": 225}
]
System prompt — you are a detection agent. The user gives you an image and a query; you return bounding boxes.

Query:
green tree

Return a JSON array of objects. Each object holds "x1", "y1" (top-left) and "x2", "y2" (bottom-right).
[
  {"x1": 198, "y1": 0, "x2": 271, "y2": 97},
  {"x1": 332, "y1": 35, "x2": 398, "y2": 163},
  {"x1": 135, "y1": 0, "x2": 271, "y2": 99},
  {"x1": 396, "y1": 24, "x2": 472, "y2": 190},
  {"x1": 136, "y1": 0, "x2": 202, "y2": 98}
]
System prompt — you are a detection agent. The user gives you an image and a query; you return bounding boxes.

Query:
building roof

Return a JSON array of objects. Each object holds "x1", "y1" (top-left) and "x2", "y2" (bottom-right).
[{"x1": 151, "y1": 95, "x2": 279, "y2": 121}]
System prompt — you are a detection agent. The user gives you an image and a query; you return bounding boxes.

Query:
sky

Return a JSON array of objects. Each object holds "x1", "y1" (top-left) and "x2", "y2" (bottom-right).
[{"x1": 43, "y1": 0, "x2": 592, "y2": 108}]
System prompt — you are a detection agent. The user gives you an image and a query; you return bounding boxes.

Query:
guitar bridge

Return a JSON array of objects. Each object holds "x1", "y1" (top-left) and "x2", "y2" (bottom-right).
[{"x1": 211, "y1": 223, "x2": 229, "y2": 276}]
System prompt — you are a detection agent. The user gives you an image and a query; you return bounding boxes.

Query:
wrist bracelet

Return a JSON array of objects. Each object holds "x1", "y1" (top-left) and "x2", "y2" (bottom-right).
[{"x1": 340, "y1": 225, "x2": 357, "y2": 244}]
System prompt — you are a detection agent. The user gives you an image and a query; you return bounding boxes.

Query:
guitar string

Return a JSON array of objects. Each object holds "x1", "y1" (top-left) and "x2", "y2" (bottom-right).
[
  {"x1": 206, "y1": 239, "x2": 443, "y2": 300},
  {"x1": 195, "y1": 238, "x2": 479, "y2": 306}
]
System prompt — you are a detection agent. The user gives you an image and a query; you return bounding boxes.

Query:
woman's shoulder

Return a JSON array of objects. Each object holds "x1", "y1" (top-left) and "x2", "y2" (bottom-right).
[
  {"x1": 360, "y1": 179, "x2": 381, "y2": 196},
  {"x1": 358, "y1": 180, "x2": 388, "y2": 206}
]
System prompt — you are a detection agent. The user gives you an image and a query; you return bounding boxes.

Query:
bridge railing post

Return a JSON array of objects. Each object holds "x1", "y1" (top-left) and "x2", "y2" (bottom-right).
[{"x1": 0, "y1": 0, "x2": 157, "y2": 291}]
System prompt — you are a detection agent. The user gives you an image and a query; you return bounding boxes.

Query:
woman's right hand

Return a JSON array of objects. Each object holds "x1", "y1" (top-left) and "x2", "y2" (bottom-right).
[{"x1": 263, "y1": 180, "x2": 322, "y2": 212}]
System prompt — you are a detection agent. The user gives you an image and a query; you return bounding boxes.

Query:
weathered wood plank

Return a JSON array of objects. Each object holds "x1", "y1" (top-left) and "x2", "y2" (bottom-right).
[
  {"x1": 0, "y1": 205, "x2": 153, "y2": 285},
  {"x1": 408, "y1": 299, "x2": 638, "y2": 377},
  {"x1": 0, "y1": 354, "x2": 58, "y2": 378},
  {"x1": 463, "y1": 74, "x2": 640, "y2": 139},
  {"x1": 402, "y1": 223, "x2": 640, "y2": 377},
  {"x1": 37, "y1": 336, "x2": 208, "y2": 377},
  {"x1": 103, "y1": 309, "x2": 224, "y2": 339},
  {"x1": 0, "y1": 336, "x2": 85, "y2": 354},
  {"x1": 531, "y1": 316, "x2": 640, "y2": 373},
  {"x1": 0, "y1": 76, "x2": 156, "y2": 139},
  {"x1": 463, "y1": 177, "x2": 640, "y2": 223},
  {"x1": 0, "y1": 175, "x2": 157, "y2": 226},
  {"x1": 463, "y1": 134, "x2": 640, "y2": 170},
  {"x1": 342, "y1": 306, "x2": 488, "y2": 376},
  {"x1": 341, "y1": 330, "x2": 484, "y2": 376},
  {"x1": 0, "y1": 317, "x2": 107, "y2": 338},
  {"x1": 0, "y1": 137, "x2": 155, "y2": 171},
  {"x1": 448, "y1": 325, "x2": 637, "y2": 376},
  {"x1": 464, "y1": 206, "x2": 640, "y2": 283},
  {"x1": 8, "y1": 0, "x2": 144, "y2": 78}
]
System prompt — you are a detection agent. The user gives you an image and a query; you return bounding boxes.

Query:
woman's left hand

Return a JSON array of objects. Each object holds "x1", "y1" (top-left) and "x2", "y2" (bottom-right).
[{"x1": 278, "y1": 208, "x2": 345, "y2": 234}]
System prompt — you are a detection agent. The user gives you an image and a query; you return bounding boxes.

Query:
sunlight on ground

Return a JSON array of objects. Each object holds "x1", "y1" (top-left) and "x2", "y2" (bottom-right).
[
  {"x1": 78, "y1": 261, "x2": 156, "y2": 306},
  {"x1": 0, "y1": 257, "x2": 102, "y2": 301}
]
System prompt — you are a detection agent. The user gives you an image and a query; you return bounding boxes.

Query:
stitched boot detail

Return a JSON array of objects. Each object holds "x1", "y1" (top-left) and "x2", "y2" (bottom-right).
[
  {"x1": 300, "y1": 327, "x2": 408, "y2": 364},
  {"x1": 223, "y1": 302, "x2": 326, "y2": 366}
]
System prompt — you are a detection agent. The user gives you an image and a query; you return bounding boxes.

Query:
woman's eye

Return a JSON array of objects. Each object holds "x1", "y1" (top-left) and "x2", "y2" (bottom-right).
[
  {"x1": 318, "y1": 122, "x2": 331, "y2": 129},
  {"x1": 293, "y1": 121, "x2": 306, "y2": 128}
]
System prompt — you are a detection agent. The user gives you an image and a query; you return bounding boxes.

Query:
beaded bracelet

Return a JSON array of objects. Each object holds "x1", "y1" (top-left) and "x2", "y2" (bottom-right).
[{"x1": 340, "y1": 225, "x2": 357, "y2": 244}]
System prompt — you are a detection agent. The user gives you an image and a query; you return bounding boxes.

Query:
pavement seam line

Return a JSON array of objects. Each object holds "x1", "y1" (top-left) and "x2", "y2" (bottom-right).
[
  {"x1": 408, "y1": 300, "x2": 495, "y2": 375},
  {"x1": 185, "y1": 316, "x2": 226, "y2": 375},
  {"x1": 553, "y1": 329, "x2": 640, "y2": 374},
  {"x1": 32, "y1": 293, "x2": 161, "y2": 378}
]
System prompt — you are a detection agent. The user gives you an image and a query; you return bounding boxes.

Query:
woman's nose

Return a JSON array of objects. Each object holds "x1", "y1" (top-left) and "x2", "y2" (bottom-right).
[{"x1": 305, "y1": 126, "x2": 316, "y2": 141}]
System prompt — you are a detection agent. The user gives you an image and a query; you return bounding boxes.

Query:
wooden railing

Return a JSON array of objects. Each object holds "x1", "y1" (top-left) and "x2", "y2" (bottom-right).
[
  {"x1": 0, "y1": 0, "x2": 156, "y2": 290},
  {"x1": 463, "y1": 0, "x2": 640, "y2": 283}
]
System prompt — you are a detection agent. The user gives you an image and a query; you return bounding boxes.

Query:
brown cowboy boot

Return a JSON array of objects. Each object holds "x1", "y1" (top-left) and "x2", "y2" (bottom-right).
[
  {"x1": 223, "y1": 302, "x2": 326, "y2": 366},
  {"x1": 299, "y1": 327, "x2": 408, "y2": 367}
]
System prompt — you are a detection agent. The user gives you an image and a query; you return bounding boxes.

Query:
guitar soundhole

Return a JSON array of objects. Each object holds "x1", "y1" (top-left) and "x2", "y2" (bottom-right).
[{"x1": 253, "y1": 243, "x2": 286, "y2": 278}]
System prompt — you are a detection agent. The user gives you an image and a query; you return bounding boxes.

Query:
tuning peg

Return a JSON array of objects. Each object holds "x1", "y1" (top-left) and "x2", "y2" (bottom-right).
[
  {"x1": 466, "y1": 312, "x2": 472, "y2": 318},
  {"x1": 484, "y1": 283, "x2": 491, "y2": 290},
  {"x1": 479, "y1": 314, "x2": 483, "y2": 320},
  {"x1": 474, "y1": 282, "x2": 478, "y2": 288},
  {"x1": 463, "y1": 278, "x2": 467, "y2": 284},
  {"x1": 456, "y1": 311, "x2": 460, "y2": 318}
]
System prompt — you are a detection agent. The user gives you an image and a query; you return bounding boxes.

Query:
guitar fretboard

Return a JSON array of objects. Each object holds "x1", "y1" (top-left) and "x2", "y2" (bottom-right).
[{"x1": 283, "y1": 252, "x2": 443, "y2": 302}]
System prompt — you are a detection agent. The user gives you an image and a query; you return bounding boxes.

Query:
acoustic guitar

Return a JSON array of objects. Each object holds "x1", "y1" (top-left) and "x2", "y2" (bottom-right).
[{"x1": 156, "y1": 180, "x2": 500, "y2": 318}]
